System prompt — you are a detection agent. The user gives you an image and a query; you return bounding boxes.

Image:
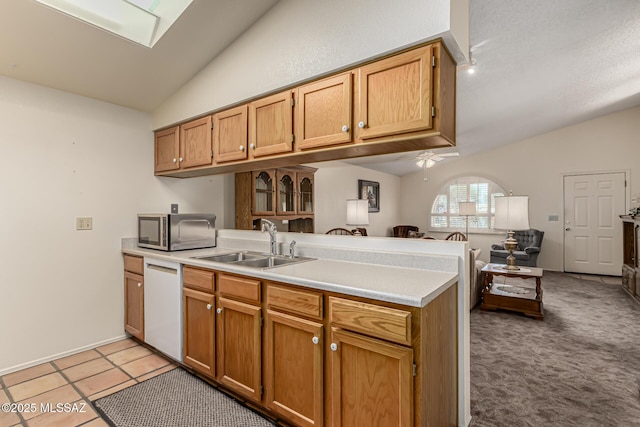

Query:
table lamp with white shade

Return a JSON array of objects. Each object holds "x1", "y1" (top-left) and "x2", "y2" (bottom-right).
[
  {"x1": 494, "y1": 194, "x2": 530, "y2": 270},
  {"x1": 346, "y1": 199, "x2": 369, "y2": 235},
  {"x1": 459, "y1": 201, "x2": 477, "y2": 239}
]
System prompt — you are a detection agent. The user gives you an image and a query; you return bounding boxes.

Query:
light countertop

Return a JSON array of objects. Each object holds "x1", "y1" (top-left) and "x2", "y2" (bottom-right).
[{"x1": 122, "y1": 245, "x2": 458, "y2": 308}]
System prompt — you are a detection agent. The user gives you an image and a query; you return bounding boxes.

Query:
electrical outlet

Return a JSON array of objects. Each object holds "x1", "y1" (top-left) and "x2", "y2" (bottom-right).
[{"x1": 76, "y1": 217, "x2": 93, "y2": 230}]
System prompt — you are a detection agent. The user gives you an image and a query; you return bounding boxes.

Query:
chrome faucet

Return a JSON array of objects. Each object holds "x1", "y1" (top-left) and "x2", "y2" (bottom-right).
[
  {"x1": 261, "y1": 219, "x2": 278, "y2": 256},
  {"x1": 288, "y1": 240, "x2": 296, "y2": 258}
]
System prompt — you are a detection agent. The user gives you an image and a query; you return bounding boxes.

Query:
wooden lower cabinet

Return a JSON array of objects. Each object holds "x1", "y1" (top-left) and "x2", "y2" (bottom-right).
[
  {"x1": 170, "y1": 267, "x2": 456, "y2": 427},
  {"x1": 182, "y1": 288, "x2": 215, "y2": 377},
  {"x1": 329, "y1": 328, "x2": 413, "y2": 427},
  {"x1": 124, "y1": 271, "x2": 144, "y2": 340},
  {"x1": 216, "y1": 296, "x2": 262, "y2": 401},
  {"x1": 265, "y1": 310, "x2": 324, "y2": 427}
]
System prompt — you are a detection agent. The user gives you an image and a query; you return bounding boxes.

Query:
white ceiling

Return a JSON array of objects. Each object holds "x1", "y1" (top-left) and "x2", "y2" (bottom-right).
[{"x1": 2, "y1": 0, "x2": 640, "y2": 175}]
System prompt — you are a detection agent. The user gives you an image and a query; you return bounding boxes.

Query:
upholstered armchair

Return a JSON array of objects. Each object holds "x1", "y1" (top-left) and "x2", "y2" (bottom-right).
[{"x1": 490, "y1": 229, "x2": 544, "y2": 267}]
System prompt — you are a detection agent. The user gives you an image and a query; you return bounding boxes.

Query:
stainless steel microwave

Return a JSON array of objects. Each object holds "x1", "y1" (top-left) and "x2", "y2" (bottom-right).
[{"x1": 137, "y1": 213, "x2": 216, "y2": 251}]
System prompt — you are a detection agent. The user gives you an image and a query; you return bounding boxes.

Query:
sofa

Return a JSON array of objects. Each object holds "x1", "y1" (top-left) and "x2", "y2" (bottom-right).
[{"x1": 490, "y1": 229, "x2": 544, "y2": 267}]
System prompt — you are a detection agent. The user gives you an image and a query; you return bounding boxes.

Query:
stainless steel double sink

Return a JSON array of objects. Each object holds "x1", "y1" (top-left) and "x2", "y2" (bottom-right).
[{"x1": 192, "y1": 251, "x2": 315, "y2": 269}]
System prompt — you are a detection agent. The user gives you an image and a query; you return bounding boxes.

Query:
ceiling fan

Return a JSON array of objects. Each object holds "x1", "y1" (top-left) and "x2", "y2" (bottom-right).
[{"x1": 415, "y1": 151, "x2": 459, "y2": 180}]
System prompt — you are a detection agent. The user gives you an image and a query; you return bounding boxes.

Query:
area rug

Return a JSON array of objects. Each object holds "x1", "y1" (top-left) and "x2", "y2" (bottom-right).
[
  {"x1": 470, "y1": 271, "x2": 640, "y2": 426},
  {"x1": 94, "y1": 368, "x2": 275, "y2": 427}
]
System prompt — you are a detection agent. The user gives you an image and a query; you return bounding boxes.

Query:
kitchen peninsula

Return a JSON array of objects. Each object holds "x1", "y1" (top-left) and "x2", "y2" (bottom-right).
[{"x1": 122, "y1": 229, "x2": 471, "y2": 426}]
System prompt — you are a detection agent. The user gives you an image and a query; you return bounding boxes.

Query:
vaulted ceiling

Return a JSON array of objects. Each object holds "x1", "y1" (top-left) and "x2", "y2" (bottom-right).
[{"x1": 2, "y1": 0, "x2": 639, "y2": 175}]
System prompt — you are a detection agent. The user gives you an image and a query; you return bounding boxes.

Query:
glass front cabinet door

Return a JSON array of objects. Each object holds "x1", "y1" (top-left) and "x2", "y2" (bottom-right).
[
  {"x1": 276, "y1": 170, "x2": 296, "y2": 215},
  {"x1": 297, "y1": 172, "x2": 314, "y2": 214},
  {"x1": 253, "y1": 170, "x2": 276, "y2": 216}
]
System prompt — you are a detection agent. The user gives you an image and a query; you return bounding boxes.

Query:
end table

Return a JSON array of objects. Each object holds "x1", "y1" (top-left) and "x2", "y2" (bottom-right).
[{"x1": 480, "y1": 263, "x2": 544, "y2": 320}]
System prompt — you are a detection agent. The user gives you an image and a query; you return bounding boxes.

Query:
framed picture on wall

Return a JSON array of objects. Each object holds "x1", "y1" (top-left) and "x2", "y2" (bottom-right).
[{"x1": 358, "y1": 179, "x2": 380, "y2": 212}]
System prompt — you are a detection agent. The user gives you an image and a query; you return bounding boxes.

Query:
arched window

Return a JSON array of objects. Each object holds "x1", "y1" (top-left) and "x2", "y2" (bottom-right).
[{"x1": 430, "y1": 176, "x2": 507, "y2": 233}]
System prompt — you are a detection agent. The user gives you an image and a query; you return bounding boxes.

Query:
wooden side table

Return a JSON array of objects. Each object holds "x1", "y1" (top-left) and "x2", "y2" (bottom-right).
[{"x1": 480, "y1": 263, "x2": 544, "y2": 320}]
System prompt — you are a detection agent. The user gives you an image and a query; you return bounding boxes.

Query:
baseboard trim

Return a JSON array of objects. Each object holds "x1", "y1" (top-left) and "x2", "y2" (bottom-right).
[{"x1": 0, "y1": 334, "x2": 128, "y2": 377}]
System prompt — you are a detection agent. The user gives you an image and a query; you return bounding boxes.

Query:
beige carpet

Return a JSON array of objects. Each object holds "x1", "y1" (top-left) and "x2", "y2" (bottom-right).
[{"x1": 470, "y1": 271, "x2": 640, "y2": 426}]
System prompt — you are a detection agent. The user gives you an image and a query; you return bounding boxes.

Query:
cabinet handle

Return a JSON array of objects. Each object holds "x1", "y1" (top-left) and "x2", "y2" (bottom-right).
[
  {"x1": 179, "y1": 157, "x2": 183, "y2": 162},
  {"x1": 249, "y1": 143, "x2": 255, "y2": 150},
  {"x1": 358, "y1": 121, "x2": 366, "y2": 129},
  {"x1": 206, "y1": 304, "x2": 212, "y2": 310},
  {"x1": 137, "y1": 283, "x2": 141, "y2": 288},
  {"x1": 330, "y1": 343, "x2": 338, "y2": 351},
  {"x1": 239, "y1": 145, "x2": 244, "y2": 151},
  {"x1": 312, "y1": 336, "x2": 319, "y2": 345},
  {"x1": 216, "y1": 308, "x2": 223, "y2": 314},
  {"x1": 341, "y1": 125, "x2": 349, "y2": 132},
  {"x1": 172, "y1": 158, "x2": 177, "y2": 163}
]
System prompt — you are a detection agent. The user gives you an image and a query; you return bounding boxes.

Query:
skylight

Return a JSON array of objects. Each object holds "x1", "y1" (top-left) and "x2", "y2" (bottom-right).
[{"x1": 34, "y1": 0, "x2": 193, "y2": 48}]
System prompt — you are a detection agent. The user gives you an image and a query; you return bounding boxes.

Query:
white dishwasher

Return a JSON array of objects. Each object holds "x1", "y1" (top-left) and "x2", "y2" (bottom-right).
[{"x1": 144, "y1": 257, "x2": 182, "y2": 362}]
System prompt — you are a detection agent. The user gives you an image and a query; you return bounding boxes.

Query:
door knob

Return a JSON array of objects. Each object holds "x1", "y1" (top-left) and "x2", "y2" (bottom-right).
[
  {"x1": 330, "y1": 343, "x2": 338, "y2": 351},
  {"x1": 206, "y1": 304, "x2": 212, "y2": 310},
  {"x1": 312, "y1": 336, "x2": 319, "y2": 345},
  {"x1": 216, "y1": 308, "x2": 223, "y2": 314}
]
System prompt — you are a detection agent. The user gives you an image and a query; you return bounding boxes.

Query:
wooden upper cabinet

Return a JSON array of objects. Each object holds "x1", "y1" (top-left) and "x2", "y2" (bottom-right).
[
  {"x1": 214, "y1": 104, "x2": 248, "y2": 163},
  {"x1": 249, "y1": 90, "x2": 293, "y2": 158},
  {"x1": 180, "y1": 116, "x2": 213, "y2": 169},
  {"x1": 295, "y1": 72, "x2": 353, "y2": 151},
  {"x1": 355, "y1": 45, "x2": 433, "y2": 140},
  {"x1": 154, "y1": 126, "x2": 180, "y2": 173}
]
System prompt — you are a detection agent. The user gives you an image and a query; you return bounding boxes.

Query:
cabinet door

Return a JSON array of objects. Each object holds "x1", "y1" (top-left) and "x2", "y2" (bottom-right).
[
  {"x1": 216, "y1": 297, "x2": 262, "y2": 402},
  {"x1": 154, "y1": 126, "x2": 180, "y2": 173},
  {"x1": 276, "y1": 170, "x2": 296, "y2": 215},
  {"x1": 329, "y1": 328, "x2": 413, "y2": 426},
  {"x1": 265, "y1": 310, "x2": 323, "y2": 427},
  {"x1": 249, "y1": 90, "x2": 293, "y2": 158},
  {"x1": 124, "y1": 271, "x2": 144, "y2": 340},
  {"x1": 183, "y1": 288, "x2": 215, "y2": 378},
  {"x1": 214, "y1": 105, "x2": 248, "y2": 163},
  {"x1": 179, "y1": 116, "x2": 213, "y2": 169},
  {"x1": 295, "y1": 72, "x2": 352, "y2": 150},
  {"x1": 297, "y1": 172, "x2": 315, "y2": 215},
  {"x1": 355, "y1": 45, "x2": 433, "y2": 140},
  {"x1": 252, "y1": 170, "x2": 276, "y2": 216}
]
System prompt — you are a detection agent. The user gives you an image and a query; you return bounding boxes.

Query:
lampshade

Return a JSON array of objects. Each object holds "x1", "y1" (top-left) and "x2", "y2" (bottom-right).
[
  {"x1": 346, "y1": 199, "x2": 369, "y2": 226},
  {"x1": 494, "y1": 196, "x2": 530, "y2": 230},
  {"x1": 459, "y1": 202, "x2": 477, "y2": 216}
]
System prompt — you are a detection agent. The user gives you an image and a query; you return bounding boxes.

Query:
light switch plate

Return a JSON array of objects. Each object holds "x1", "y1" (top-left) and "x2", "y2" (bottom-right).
[
  {"x1": 548, "y1": 214, "x2": 559, "y2": 222},
  {"x1": 171, "y1": 204, "x2": 179, "y2": 214},
  {"x1": 76, "y1": 217, "x2": 93, "y2": 230}
]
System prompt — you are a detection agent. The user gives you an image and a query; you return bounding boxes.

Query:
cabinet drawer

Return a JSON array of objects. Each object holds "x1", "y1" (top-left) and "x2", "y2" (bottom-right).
[
  {"x1": 123, "y1": 255, "x2": 143, "y2": 275},
  {"x1": 266, "y1": 284, "x2": 323, "y2": 320},
  {"x1": 329, "y1": 297, "x2": 411, "y2": 346},
  {"x1": 183, "y1": 266, "x2": 215, "y2": 293},
  {"x1": 219, "y1": 274, "x2": 261, "y2": 303}
]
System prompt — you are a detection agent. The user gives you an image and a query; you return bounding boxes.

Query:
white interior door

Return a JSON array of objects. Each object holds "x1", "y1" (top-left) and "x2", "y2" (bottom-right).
[{"x1": 563, "y1": 172, "x2": 626, "y2": 275}]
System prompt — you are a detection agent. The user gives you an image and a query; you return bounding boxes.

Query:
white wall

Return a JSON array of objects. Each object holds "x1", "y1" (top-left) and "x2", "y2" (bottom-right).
[
  {"x1": 311, "y1": 161, "x2": 401, "y2": 237},
  {"x1": 0, "y1": 76, "x2": 231, "y2": 373},
  {"x1": 152, "y1": 0, "x2": 467, "y2": 129},
  {"x1": 399, "y1": 105, "x2": 640, "y2": 271}
]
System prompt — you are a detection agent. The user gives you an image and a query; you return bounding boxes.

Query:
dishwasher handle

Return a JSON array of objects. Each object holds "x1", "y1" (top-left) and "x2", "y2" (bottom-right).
[{"x1": 146, "y1": 263, "x2": 178, "y2": 275}]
